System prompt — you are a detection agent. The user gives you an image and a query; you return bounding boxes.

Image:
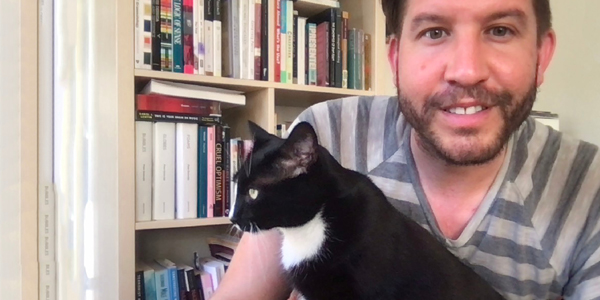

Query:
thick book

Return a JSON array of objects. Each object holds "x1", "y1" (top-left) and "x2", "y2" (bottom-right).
[
  {"x1": 136, "y1": 94, "x2": 222, "y2": 116},
  {"x1": 316, "y1": 21, "x2": 329, "y2": 86},
  {"x1": 214, "y1": 125, "x2": 224, "y2": 217},
  {"x1": 152, "y1": 122, "x2": 176, "y2": 221},
  {"x1": 176, "y1": 123, "x2": 199, "y2": 219},
  {"x1": 141, "y1": 79, "x2": 246, "y2": 106},
  {"x1": 137, "y1": 111, "x2": 222, "y2": 125},
  {"x1": 135, "y1": 121, "x2": 153, "y2": 222}
]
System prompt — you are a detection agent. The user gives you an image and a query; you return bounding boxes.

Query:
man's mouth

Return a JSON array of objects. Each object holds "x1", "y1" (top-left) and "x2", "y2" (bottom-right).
[{"x1": 443, "y1": 105, "x2": 489, "y2": 115}]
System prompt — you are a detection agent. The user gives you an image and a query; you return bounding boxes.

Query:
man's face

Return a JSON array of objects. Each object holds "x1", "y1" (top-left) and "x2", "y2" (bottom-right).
[{"x1": 390, "y1": 0, "x2": 555, "y2": 165}]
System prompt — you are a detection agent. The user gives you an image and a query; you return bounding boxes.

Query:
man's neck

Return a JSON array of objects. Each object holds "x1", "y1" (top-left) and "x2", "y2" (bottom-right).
[{"x1": 410, "y1": 131, "x2": 509, "y2": 239}]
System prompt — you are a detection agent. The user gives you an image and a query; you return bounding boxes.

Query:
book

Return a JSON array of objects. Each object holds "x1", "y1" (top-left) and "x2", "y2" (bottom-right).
[
  {"x1": 152, "y1": 122, "x2": 176, "y2": 221},
  {"x1": 136, "y1": 121, "x2": 153, "y2": 222},
  {"x1": 140, "y1": 79, "x2": 246, "y2": 107},
  {"x1": 176, "y1": 123, "x2": 199, "y2": 219},
  {"x1": 136, "y1": 94, "x2": 222, "y2": 116}
]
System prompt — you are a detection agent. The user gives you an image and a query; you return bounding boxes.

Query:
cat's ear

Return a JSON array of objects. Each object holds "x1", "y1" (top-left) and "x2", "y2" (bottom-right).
[
  {"x1": 248, "y1": 120, "x2": 274, "y2": 144},
  {"x1": 280, "y1": 122, "x2": 319, "y2": 174}
]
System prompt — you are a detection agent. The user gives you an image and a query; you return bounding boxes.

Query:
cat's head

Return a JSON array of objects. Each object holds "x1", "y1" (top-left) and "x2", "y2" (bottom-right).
[{"x1": 230, "y1": 121, "x2": 328, "y2": 233}]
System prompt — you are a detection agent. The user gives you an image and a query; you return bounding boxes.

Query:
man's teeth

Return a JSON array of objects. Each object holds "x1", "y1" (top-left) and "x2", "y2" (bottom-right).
[{"x1": 448, "y1": 106, "x2": 484, "y2": 115}]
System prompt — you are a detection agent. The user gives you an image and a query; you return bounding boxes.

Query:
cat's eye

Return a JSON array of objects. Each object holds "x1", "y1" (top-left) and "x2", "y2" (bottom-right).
[{"x1": 248, "y1": 189, "x2": 259, "y2": 200}]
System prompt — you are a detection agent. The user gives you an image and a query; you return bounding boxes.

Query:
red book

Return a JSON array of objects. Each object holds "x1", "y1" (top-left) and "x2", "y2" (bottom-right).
[
  {"x1": 317, "y1": 22, "x2": 330, "y2": 87},
  {"x1": 274, "y1": 0, "x2": 281, "y2": 82},
  {"x1": 136, "y1": 94, "x2": 221, "y2": 116}
]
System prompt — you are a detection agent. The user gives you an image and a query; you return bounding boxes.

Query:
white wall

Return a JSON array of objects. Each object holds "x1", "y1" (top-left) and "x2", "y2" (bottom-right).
[
  {"x1": 0, "y1": 0, "x2": 22, "y2": 299},
  {"x1": 534, "y1": 0, "x2": 600, "y2": 146}
]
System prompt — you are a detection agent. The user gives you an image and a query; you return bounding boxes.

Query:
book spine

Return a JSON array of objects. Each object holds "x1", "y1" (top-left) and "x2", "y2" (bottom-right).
[
  {"x1": 240, "y1": 0, "x2": 248, "y2": 78},
  {"x1": 260, "y1": 0, "x2": 269, "y2": 80},
  {"x1": 207, "y1": 126, "x2": 216, "y2": 217},
  {"x1": 279, "y1": 0, "x2": 286, "y2": 83},
  {"x1": 348, "y1": 28, "x2": 356, "y2": 89},
  {"x1": 183, "y1": 0, "x2": 195, "y2": 73},
  {"x1": 135, "y1": 121, "x2": 153, "y2": 222},
  {"x1": 176, "y1": 123, "x2": 199, "y2": 219},
  {"x1": 152, "y1": 122, "x2": 176, "y2": 221},
  {"x1": 141, "y1": 0, "x2": 153, "y2": 69},
  {"x1": 247, "y1": 0, "x2": 255, "y2": 80},
  {"x1": 136, "y1": 94, "x2": 221, "y2": 116},
  {"x1": 214, "y1": 125, "x2": 224, "y2": 217},
  {"x1": 221, "y1": 0, "x2": 232, "y2": 77},
  {"x1": 198, "y1": 126, "x2": 208, "y2": 218},
  {"x1": 136, "y1": 111, "x2": 222, "y2": 125},
  {"x1": 307, "y1": 22, "x2": 317, "y2": 85},
  {"x1": 177, "y1": 269, "x2": 187, "y2": 300},
  {"x1": 229, "y1": 0, "x2": 239, "y2": 78},
  {"x1": 328, "y1": 9, "x2": 336, "y2": 87},
  {"x1": 194, "y1": 0, "x2": 205, "y2": 74},
  {"x1": 316, "y1": 22, "x2": 329, "y2": 87},
  {"x1": 285, "y1": 0, "x2": 293, "y2": 83},
  {"x1": 154, "y1": 268, "x2": 170, "y2": 300},
  {"x1": 160, "y1": 0, "x2": 174, "y2": 71},
  {"x1": 136, "y1": 270, "x2": 145, "y2": 300},
  {"x1": 173, "y1": 0, "x2": 184, "y2": 72},
  {"x1": 135, "y1": 0, "x2": 142, "y2": 68},
  {"x1": 213, "y1": 0, "x2": 222, "y2": 77},
  {"x1": 297, "y1": 16, "x2": 306, "y2": 85},
  {"x1": 341, "y1": 11, "x2": 348, "y2": 88},
  {"x1": 292, "y1": 10, "x2": 298, "y2": 84},
  {"x1": 152, "y1": 0, "x2": 162, "y2": 70},
  {"x1": 334, "y1": 8, "x2": 342, "y2": 87},
  {"x1": 274, "y1": 0, "x2": 281, "y2": 82},
  {"x1": 204, "y1": 0, "x2": 214, "y2": 75},
  {"x1": 254, "y1": 0, "x2": 262, "y2": 80},
  {"x1": 223, "y1": 126, "x2": 231, "y2": 216},
  {"x1": 357, "y1": 29, "x2": 364, "y2": 90},
  {"x1": 364, "y1": 33, "x2": 371, "y2": 91}
]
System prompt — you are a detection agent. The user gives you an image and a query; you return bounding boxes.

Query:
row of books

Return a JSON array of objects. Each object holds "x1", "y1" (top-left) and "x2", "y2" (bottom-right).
[
  {"x1": 135, "y1": 80, "x2": 250, "y2": 222},
  {"x1": 134, "y1": 0, "x2": 269, "y2": 80},
  {"x1": 275, "y1": 4, "x2": 371, "y2": 90},
  {"x1": 135, "y1": 234, "x2": 240, "y2": 300}
]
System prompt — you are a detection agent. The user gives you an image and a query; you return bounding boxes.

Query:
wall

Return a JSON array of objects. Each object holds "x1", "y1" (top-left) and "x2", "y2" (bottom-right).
[
  {"x1": 533, "y1": 0, "x2": 600, "y2": 146},
  {"x1": 0, "y1": 0, "x2": 23, "y2": 298}
]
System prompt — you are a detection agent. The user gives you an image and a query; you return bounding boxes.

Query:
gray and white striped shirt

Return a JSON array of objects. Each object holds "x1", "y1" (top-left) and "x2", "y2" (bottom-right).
[{"x1": 289, "y1": 95, "x2": 600, "y2": 300}]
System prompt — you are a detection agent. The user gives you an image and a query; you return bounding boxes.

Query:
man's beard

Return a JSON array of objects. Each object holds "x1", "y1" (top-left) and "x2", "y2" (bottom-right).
[{"x1": 398, "y1": 80, "x2": 538, "y2": 166}]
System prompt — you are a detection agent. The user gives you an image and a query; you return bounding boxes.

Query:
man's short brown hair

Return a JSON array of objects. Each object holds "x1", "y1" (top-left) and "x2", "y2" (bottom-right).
[{"x1": 381, "y1": 0, "x2": 552, "y2": 43}]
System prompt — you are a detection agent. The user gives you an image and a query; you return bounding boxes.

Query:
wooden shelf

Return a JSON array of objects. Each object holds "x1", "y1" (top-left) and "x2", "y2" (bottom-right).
[
  {"x1": 292, "y1": 0, "x2": 340, "y2": 16},
  {"x1": 136, "y1": 217, "x2": 232, "y2": 231},
  {"x1": 134, "y1": 69, "x2": 375, "y2": 106}
]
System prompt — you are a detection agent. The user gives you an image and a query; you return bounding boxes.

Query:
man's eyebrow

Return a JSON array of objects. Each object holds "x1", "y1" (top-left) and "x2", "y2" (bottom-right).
[
  {"x1": 484, "y1": 9, "x2": 528, "y2": 26},
  {"x1": 410, "y1": 13, "x2": 450, "y2": 32}
]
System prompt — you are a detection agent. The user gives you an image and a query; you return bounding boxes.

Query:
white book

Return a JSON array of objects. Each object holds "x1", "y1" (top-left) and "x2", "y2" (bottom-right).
[
  {"x1": 176, "y1": 123, "x2": 199, "y2": 219},
  {"x1": 136, "y1": 121, "x2": 153, "y2": 221},
  {"x1": 205, "y1": 0, "x2": 214, "y2": 75},
  {"x1": 231, "y1": 0, "x2": 241, "y2": 78},
  {"x1": 200, "y1": 257, "x2": 226, "y2": 290},
  {"x1": 247, "y1": 0, "x2": 255, "y2": 80},
  {"x1": 194, "y1": 0, "x2": 206, "y2": 75},
  {"x1": 297, "y1": 17, "x2": 307, "y2": 85},
  {"x1": 141, "y1": 79, "x2": 246, "y2": 107},
  {"x1": 240, "y1": 0, "x2": 248, "y2": 79},
  {"x1": 152, "y1": 122, "x2": 176, "y2": 221},
  {"x1": 213, "y1": 0, "x2": 222, "y2": 77},
  {"x1": 135, "y1": 0, "x2": 142, "y2": 68}
]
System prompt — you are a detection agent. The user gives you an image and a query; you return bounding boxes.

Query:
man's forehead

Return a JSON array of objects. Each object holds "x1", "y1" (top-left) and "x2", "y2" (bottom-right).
[{"x1": 403, "y1": 0, "x2": 535, "y2": 21}]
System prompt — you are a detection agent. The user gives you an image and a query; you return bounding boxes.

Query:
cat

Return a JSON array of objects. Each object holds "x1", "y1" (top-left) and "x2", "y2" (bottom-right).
[{"x1": 229, "y1": 120, "x2": 506, "y2": 300}]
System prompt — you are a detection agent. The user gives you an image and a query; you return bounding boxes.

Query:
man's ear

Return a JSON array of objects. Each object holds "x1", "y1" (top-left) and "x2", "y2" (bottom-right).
[
  {"x1": 387, "y1": 35, "x2": 399, "y2": 87},
  {"x1": 280, "y1": 122, "x2": 319, "y2": 175},
  {"x1": 535, "y1": 29, "x2": 557, "y2": 87}
]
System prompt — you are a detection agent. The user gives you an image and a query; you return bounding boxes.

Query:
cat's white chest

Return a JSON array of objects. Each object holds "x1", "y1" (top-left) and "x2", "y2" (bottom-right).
[{"x1": 278, "y1": 211, "x2": 327, "y2": 270}]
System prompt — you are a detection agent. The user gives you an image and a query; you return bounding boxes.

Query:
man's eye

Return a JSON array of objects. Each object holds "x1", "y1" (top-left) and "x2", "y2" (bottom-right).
[
  {"x1": 424, "y1": 28, "x2": 447, "y2": 40},
  {"x1": 489, "y1": 26, "x2": 513, "y2": 37}
]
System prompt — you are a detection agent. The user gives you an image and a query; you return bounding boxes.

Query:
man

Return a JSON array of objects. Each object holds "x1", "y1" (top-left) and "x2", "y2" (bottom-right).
[{"x1": 213, "y1": 0, "x2": 600, "y2": 299}]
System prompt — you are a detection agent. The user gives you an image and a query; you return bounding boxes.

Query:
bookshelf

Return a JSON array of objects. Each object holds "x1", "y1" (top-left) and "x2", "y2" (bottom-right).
[{"x1": 126, "y1": 0, "x2": 392, "y2": 298}]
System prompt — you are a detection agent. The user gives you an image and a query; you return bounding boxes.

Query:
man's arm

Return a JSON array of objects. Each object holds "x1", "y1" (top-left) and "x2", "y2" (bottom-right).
[{"x1": 211, "y1": 229, "x2": 293, "y2": 300}]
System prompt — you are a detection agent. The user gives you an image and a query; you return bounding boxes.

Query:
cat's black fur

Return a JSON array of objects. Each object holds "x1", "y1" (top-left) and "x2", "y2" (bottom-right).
[{"x1": 230, "y1": 121, "x2": 505, "y2": 300}]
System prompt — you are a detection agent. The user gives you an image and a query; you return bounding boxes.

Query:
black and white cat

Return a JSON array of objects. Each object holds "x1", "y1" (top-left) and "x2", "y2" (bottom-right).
[{"x1": 230, "y1": 121, "x2": 505, "y2": 300}]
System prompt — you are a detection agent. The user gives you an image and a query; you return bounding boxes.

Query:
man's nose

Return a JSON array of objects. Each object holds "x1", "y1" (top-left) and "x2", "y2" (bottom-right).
[{"x1": 444, "y1": 34, "x2": 490, "y2": 87}]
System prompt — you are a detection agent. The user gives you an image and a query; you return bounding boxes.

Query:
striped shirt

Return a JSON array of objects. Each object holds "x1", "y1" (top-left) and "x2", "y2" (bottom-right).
[{"x1": 289, "y1": 95, "x2": 600, "y2": 300}]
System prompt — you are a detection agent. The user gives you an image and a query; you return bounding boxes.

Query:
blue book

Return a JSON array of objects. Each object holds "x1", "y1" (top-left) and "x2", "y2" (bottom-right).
[
  {"x1": 198, "y1": 126, "x2": 208, "y2": 218},
  {"x1": 173, "y1": 0, "x2": 184, "y2": 73},
  {"x1": 156, "y1": 259, "x2": 180, "y2": 300}
]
